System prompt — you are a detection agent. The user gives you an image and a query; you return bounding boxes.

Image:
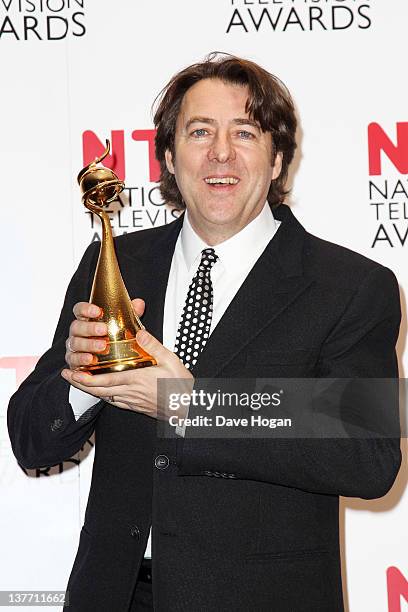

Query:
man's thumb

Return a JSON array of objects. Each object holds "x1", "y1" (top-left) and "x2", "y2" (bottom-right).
[
  {"x1": 131, "y1": 298, "x2": 145, "y2": 318},
  {"x1": 136, "y1": 329, "x2": 165, "y2": 359}
]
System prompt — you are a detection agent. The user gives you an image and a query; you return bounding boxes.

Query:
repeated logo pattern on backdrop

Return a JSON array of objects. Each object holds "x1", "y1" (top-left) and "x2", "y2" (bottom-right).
[
  {"x1": 0, "y1": 0, "x2": 86, "y2": 40},
  {"x1": 368, "y1": 122, "x2": 408, "y2": 248},
  {"x1": 82, "y1": 130, "x2": 179, "y2": 241},
  {"x1": 226, "y1": 0, "x2": 371, "y2": 33}
]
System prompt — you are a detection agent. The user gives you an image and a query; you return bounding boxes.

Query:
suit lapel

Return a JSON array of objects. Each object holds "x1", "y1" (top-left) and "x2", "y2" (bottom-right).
[{"x1": 191, "y1": 204, "x2": 314, "y2": 378}]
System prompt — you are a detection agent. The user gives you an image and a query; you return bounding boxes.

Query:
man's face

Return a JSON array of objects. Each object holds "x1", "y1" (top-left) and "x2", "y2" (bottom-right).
[{"x1": 165, "y1": 78, "x2": 282, "y2": 242}]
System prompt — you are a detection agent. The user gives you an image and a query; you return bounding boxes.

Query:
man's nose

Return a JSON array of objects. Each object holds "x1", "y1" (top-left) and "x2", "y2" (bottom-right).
[{"x1": 207, "y1": 132, "x2": 236, "y2": 163}]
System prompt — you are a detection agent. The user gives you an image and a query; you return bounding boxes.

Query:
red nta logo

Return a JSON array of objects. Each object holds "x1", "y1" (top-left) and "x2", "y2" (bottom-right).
[
  {"x1": 387, "y1": 566, "x2": 408, "y2": 612},
  {"x1": 82, "y1": 130, "x2": 160, "y2": 183},
  {"x1": 368, "y1": 123, "x2": 408, "y2": 176}
]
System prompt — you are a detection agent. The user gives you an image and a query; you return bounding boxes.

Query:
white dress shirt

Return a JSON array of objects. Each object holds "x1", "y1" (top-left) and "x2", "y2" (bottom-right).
[{"x1": 69, "y1": 202, "x2": 281, "y2": 558}]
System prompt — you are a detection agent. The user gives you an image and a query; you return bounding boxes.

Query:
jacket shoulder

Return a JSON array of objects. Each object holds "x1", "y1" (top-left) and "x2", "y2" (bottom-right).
[{"x1": 304, "y1": 232, "x2": 398, "y2": 286}]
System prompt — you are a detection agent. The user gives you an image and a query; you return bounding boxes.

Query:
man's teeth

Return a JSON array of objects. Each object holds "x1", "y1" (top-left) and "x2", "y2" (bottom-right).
[{"x1": 205, "y1": 177, "x2": 239, "y2": 185}]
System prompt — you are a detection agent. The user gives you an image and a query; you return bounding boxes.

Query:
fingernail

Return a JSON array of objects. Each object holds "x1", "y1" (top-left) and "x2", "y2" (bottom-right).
[
  {"x1": 96, "y1": 323, "x2": 107, "y2": 335},
  {"x1": 95, "y1": 341, "x2": 106, "y2": 350},
  {"x1": 90, "y1": 306, "x2": 101, "y2": 317}
]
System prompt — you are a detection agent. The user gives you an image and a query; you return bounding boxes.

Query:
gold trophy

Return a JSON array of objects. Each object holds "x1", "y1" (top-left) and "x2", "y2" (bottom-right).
[{"x1": 76, "y1": 139, "x2": 157, "y2": 373}]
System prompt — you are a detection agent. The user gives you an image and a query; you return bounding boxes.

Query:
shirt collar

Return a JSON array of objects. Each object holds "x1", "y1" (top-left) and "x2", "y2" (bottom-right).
[{"x1": 180, "y1": 203, "x2": 278, "y2": 273}]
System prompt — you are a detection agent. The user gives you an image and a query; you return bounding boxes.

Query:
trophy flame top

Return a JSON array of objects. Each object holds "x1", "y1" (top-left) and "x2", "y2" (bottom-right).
[{"x1": 77, "y1": 139, "x2": 125, "y2": 211}]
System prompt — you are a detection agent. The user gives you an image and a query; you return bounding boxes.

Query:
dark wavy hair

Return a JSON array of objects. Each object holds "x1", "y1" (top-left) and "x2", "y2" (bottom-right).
[{"x1": 153, "y1": 52, "x2": 297, "y2": 209}]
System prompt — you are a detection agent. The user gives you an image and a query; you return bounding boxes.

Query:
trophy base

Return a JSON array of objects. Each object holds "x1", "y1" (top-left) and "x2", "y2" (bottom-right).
[
  {"x1": 77, "y1": 356, "x2": 156, "y2": 374},
  {"x1": 76, "y1": 337, "x2": 157, "y2": 375}
]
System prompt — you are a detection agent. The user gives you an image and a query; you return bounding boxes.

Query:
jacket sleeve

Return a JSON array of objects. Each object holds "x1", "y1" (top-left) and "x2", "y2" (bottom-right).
[
  {"x1": 177, "y1": 265, "x2": 402, "y2": 500},
  {"x1": 7, "y1": 242, "x2": 105, "y2": 469}
]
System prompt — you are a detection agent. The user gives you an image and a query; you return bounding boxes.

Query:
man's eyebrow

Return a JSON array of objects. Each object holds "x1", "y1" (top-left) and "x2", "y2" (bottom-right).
[
  {"x1": 185, "y1": 117, "x2": 216, "y2": 130},
  {"x1": 232, "y1": 118, "x2": 261, "y2": 130},
  {"x1": 184, "y1": 117, "x2": 261, "y2": 131}
]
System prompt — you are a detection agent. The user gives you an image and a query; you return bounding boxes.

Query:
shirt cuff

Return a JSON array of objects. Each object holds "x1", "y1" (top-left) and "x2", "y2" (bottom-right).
[{"x1": 69, "y1": 385, "x2": 100, "y2": 421}]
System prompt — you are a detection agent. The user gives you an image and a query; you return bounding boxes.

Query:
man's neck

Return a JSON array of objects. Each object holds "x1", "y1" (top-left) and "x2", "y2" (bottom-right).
[{"x1": 185, "y1": 206, "x2": 267, "y2": 246}]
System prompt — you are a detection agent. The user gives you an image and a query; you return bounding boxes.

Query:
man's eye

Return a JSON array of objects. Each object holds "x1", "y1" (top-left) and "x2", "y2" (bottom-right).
[
  {"x1": 238, "y1": 130, "x2": 254, "y2": 139},
  {"x1": 191, "y1": 128, "x2": 208, "y2": 137}
]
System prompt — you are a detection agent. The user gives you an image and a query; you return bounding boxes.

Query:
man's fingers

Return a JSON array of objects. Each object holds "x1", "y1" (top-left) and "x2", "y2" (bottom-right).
[
  {"x1": 73, "y1": 302, "x2": 103, "y2": 321},
  {"x1": 66, "y1": 352, "x2": 97, "y2": 369},
  {"x1": 73, "y1": 299, "x2": 145, "y2": 321},
  {"x1": 70, "y1": 370, "x2": 132, "y2": 388},
  {"x1": 70, "y1": 319, "x2": 108, "y2": 338},
  {"x1": 61, "y1": 369, "x2": 100, "y2": 397},
  {"x1": 131, "y1": 298, "x2": 146, "y2": 318},
  {"x1": 66, "y1": 336, "x2": 108, "y2": 354}
]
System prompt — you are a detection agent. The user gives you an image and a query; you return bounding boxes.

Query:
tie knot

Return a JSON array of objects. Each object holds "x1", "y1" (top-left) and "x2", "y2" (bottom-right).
[{"x1": 199, "y1": 248, "x2": 218, "y2": 271}]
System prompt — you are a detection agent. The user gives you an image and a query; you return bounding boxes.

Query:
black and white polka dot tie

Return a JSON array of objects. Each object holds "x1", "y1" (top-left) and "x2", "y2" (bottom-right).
[{"x1": 174, "y1": 248, "x2": 218, "y2": 370}]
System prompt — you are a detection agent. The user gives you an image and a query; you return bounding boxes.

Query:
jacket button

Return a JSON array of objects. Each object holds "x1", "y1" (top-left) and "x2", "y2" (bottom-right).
[
  {"x1": 154, "y1": 454, "x2": 169, "y2": 470},
  {"x1": 130, "y1": 525, "x2": 141, "y2": 539},
  {"x1": 50, "y1": 418, "x2": 63, "y2": 431}
]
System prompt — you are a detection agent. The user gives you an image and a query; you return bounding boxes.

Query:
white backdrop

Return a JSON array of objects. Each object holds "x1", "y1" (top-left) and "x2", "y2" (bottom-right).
[{"x1": 1, "y1": 1, "x2": 407, "y2": 610}]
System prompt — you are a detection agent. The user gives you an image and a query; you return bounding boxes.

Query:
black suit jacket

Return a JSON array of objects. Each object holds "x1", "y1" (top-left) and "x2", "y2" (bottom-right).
[{"x1": 8, "y1": 204, "x2": 402, "y2": 612}]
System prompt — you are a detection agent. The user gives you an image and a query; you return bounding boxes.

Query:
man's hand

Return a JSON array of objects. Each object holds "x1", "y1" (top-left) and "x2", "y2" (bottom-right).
[
  {"x1": 62, "y1": 299, "x2": 194, "y2": 420},
  {"x1": 64, "y1": 300, "x2": 112, "y2": 370}
]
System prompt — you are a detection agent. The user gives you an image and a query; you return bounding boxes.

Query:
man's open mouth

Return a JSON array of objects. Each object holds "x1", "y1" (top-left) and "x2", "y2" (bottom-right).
[{"x1": 204, "y1": 176, "x2": 240, "y2": 185}]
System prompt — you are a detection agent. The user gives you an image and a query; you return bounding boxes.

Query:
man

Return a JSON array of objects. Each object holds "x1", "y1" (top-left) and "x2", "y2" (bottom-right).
[{"x1": 8, "y1": 54, "x2": 401, "y2": 611}]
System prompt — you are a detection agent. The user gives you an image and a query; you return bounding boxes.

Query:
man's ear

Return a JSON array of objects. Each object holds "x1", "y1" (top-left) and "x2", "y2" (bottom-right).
[
  {"x1": 165, "y1": 149, "x2": 175, "y2": 175},
  {"x1": 272, "y1": 151, "x2": 283, "y2": 180}
]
